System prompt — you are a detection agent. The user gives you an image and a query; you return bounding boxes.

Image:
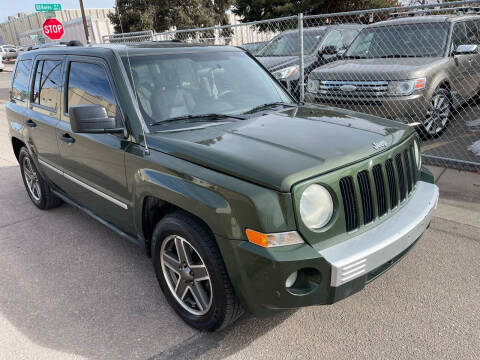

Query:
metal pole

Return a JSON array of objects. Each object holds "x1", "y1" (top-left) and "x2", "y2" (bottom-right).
[
  {"x1": 79, "y1": 0, "x2": 90, "y2": 44},
  {"x1": 298, "y1": 13, "x2": 305, "y2": 103}
]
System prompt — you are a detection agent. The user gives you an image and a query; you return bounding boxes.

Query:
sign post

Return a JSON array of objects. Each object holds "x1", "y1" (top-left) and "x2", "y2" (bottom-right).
[{"x1": 42, "y1": 18, "x2": 64, "y2": 40}]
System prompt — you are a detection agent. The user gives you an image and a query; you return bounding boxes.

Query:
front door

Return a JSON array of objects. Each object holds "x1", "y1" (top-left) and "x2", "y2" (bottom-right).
[
  {"x1": 450, "y1": 21, "x2": 478, "y2": 101},
  {"x1": 55, "y1": 57, "x2": 133, "y2": 232}
]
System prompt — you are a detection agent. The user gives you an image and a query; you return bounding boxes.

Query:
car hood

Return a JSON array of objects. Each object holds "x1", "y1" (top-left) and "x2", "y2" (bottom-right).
[
  {"x1": 310, "y1": 57, "x2": 447, "y2": 81},
  {"x1": 145, "y1": 105, "x2": 413, "y2": 192},
  {"x1": 257, "y1": 55, "x2": 315, "y2": 72}
]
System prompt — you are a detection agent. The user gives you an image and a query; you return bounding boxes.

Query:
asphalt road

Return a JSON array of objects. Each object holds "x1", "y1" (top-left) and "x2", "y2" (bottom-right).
[{"x1": 0, "y1": 70, "x2": 479, "y2": 360}]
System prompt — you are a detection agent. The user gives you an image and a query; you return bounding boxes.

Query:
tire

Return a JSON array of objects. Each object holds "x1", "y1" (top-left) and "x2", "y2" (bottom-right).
[
  {"x1": 19, "y1": 147, "x2": 62, "y2": 210},
  {"x1": 421, "y1": 88, "x2": 452, "y2": 138},
  {"x1": 152, "y1": 211, "x2": 243, "y2": 331}
]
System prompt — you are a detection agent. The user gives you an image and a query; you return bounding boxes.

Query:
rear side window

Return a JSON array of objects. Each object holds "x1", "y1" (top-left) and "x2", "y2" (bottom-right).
[
  {"x1": 32, "y1": 59, "x2": 63, "y2": 110},
  {"x1": 67, "y1": 61, "x2": 116, "y2": 117},
  {"x1": 11, "y1": 59, "x2": 32, "y2": 101}
]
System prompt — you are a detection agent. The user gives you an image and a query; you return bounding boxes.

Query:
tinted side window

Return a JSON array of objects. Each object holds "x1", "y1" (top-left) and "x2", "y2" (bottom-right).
[
  {"x1": 452, "y1": 22, "x2": 469, "y2": 49},
  {"x1": 322, "y1": 30, "x2": 343, "y2": 50},
  {"x1": 465, "y1": 20, "x2": 480, "y2": 43},
  {"x1": 32, "y1": 59, "x2": 62, "y2": 110},
  {"x1": 67, "y1": 62, "x2": 116, "y2": 117},
  {"x1": 11, "y1": 59, "x2": 32, "y2": 101}
]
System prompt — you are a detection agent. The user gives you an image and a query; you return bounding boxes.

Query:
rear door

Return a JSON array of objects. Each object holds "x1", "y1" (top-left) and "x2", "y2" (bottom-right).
[
  {"x1": 55, "y1": 56, "x2": 132, "y2": 232},
  {"x1": 26, "y1": 55, "x2": 64, "y2": 184}
]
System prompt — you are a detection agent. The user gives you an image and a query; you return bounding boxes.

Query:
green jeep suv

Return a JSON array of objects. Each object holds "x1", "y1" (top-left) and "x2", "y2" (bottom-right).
[{"x1": 7, "y1": 42, "x2": 438, "y2": 331}]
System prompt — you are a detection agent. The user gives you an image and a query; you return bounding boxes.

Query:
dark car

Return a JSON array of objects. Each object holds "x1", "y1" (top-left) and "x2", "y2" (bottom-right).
[
  {"x1": 240, "y1": 41, "x2": 267, "y2": 54},
  {"x1": 306, "y1": 14, "x2": 480, "y2": 137},
  {"x1": 256, "y1": 25, "x2": 364, "y2": 96},
  {"x1": 7, "y1": 42, "x2": 438, "y2": 331}
]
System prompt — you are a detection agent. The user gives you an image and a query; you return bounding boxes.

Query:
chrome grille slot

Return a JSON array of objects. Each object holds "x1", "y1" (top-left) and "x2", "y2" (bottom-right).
[
  {"x1": 339, "y1": 177, "x2": 357, "y2": 232},
  {"x1": 395, "y1": 154, "x2": 406, "y2": 201},
  {"x1": 372, "y1": 164, "x2": 387, "y2": 217},
  {"x1": 357, "y1": 170, "x2": 374, "y2": 225}
]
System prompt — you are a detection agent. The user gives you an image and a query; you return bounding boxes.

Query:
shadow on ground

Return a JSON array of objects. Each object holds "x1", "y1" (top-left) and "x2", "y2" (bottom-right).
[{"x1": 0, "y1": 165, "x2": 292, "y2": 359}]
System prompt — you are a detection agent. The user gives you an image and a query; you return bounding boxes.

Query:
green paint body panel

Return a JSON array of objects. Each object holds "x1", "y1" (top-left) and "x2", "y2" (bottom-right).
[{"x1": 6, "y1": 44, "x2": 436, "y2": 316}]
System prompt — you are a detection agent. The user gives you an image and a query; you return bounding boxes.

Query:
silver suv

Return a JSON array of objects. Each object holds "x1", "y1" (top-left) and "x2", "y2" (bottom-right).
[{"x1": 306, "y1": 14, "x2": 480, "y2": 137}]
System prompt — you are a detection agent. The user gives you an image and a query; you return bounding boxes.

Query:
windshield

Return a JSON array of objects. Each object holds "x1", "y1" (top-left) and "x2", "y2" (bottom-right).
[
  {"x1": 123, "y1": 51, "x2": 292, "y2": 127},
  {"x1": 256, "y1": 30, "x2": 326, "y2": 56},
  {"x1": 345, "y1": 23, "x2": 450, "y2": 58}
]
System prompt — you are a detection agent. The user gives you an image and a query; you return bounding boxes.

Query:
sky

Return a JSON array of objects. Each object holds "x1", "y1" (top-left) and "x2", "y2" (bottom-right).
[{"x1": 2, "y1": 0, "x2": 116, "y2": 22}]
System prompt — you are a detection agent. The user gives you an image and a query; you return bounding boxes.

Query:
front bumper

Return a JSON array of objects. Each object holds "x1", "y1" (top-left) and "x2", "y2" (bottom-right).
[
  {"x1": 304, "y1": 91, "x2": 429, "y2": 123},
  {"x1": 319, "y1": 181, "x2": 438, "y2": 287},
  {"x1": 219, "y1": 181, "x2": 439, "y2": 316}
]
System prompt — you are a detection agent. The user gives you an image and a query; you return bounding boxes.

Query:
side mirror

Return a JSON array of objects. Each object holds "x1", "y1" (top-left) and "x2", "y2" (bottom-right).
[
  {"x1": 336, "y1": 49, "x2": 346, "y2": 58},
  {"x1": 454, "y1": 44, "x2": 478, "y2": 55},
  {"x1": 69, "y1": 105, "x2": 123, "y2": 134},
  {"x1": 319, "y1": 45, "x2": 338, "y2": 56}
]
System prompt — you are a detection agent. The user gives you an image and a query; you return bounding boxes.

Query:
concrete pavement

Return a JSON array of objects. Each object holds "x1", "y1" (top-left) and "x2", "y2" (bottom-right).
[{"x1": 0, "y1": 70, "x2": 479, "y2": 360}]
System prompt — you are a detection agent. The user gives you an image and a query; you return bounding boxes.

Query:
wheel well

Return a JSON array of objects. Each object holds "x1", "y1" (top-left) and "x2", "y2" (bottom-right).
[
  {"x1": 142, "y1": 197, "x2": 215, "y2": 257},
  {"x1": 11, "y1": 137, "x2": 25, "y2": 162}
]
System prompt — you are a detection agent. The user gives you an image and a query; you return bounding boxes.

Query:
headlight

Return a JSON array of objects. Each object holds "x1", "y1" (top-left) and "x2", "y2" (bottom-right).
[
  {"x1": 272, "y1": 66, "x2": 298, "y2": 80},
  {"x1": 413, "y1": 139, "x2": 421, "y2": 169},
  {"x1": 300, "y1": 184, "x2": 334, "y2": 229},
  {"x1": 388, "y1": 78, "x2": 425, "y2": 95},
  {"x1": 307, "y1": 78, "x2": 319, "y2": 93}
]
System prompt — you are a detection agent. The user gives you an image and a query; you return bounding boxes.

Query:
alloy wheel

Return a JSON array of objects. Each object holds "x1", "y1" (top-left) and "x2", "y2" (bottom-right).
[
  {"x1": 424, "y1": 93, "x2": 450, "y2": 136},
  {"x1": 23, "y1": 156, "x2": 41, "y2": 201},
  {"x1": 160, "y1": 235, "x2": 213, "y2": 316}
]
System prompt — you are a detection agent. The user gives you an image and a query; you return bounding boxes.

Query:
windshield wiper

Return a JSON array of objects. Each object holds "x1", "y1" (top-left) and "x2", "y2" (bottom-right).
[
  {"x1": 376, "y1": 54, "x2": 422, "y2": 58},
  {"x1": 243, "y1": 102, "x2": 296, "y2": 114},
  {"x1": 149, "y1": 113, "x2": 246, "y2": 126}
]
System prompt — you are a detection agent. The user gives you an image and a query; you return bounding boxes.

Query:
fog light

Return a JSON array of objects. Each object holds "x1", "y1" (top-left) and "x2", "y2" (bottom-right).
[{"x1": 285, "y1": 271, "x2": 298, "y2": 288}]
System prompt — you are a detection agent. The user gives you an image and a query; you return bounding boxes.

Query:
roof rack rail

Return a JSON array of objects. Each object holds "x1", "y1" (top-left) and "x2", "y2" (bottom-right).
[
  {"x1": 389, "y1": 6, "x2": 480, "y2": 18},
  {"x1": 63, "y1": 40, "x2": 83, "y2": 46}
]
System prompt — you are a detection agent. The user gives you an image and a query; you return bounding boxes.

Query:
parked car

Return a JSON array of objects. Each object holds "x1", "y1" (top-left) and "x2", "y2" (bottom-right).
[
  {"x1": 0, "y1": 45, "x2": 18, "y2": 60},
  {"x1": 0, "y1": 55, "x2": 4, "y2": 72},
  {"x1": 240, "y1": 41, "x2": 267, "y2": 54},
  {"x1": 255, "y1": 25, "x2": 364, "y2": 96},
  {"x1": 7, "y1": 42, "x2": 438, "y2": 331},
  {"x1": 306, "y1": 14, "x2": 480, "y2": 137}
]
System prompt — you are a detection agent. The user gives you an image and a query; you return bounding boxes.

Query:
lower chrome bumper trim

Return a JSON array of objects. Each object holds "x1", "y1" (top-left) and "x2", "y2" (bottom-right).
[{"x1": 319, "y1": 181, "x2": 439, "y2": 287}]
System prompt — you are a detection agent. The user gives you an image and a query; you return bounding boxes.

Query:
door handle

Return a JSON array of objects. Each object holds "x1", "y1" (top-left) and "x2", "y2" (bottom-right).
[
  {"x1": 24, "y1": 119, "x2": 37, "y2": 128},
  {"x1": 58, "y1": 133, "x2": 75, "y2": 144}
]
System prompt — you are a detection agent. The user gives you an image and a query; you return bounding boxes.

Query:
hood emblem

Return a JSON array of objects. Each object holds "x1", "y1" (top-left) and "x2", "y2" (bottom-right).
[
  {"x1": 372, "y1": 140, "x2": 388, "y2": 150},
  {"x1": 340, "y1": 84, "x2": 357, "y2": 92}
]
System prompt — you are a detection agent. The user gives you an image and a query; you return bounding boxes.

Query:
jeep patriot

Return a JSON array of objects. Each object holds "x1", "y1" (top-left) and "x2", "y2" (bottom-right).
[{"x1": 6, "y1": 42, "x2": 439, "y2": 331}]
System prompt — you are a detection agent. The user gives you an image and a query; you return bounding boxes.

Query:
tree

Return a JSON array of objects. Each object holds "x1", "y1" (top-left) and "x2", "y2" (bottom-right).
[
  {"x1": 232, "y1": 0, "x2": 399, "y2": 23},
  {"x1": 109, "y1": 0, "x2": 234, "y2": 34}
]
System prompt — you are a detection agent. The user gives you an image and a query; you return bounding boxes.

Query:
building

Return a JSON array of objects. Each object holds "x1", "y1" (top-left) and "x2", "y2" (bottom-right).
[{"x1": 0, "y1": 8, "x2": 115, "y2": 46}]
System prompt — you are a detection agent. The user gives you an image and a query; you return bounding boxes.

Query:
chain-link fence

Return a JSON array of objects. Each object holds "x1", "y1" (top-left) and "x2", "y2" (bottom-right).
[{"x1": 110, "y1": 0, "x2": 480, "y2": 171}]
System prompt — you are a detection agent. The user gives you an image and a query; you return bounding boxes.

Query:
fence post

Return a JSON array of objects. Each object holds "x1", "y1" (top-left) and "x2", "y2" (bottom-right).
[{"x1": 298, "y1": 13, "x2": 305, "y2": 103}]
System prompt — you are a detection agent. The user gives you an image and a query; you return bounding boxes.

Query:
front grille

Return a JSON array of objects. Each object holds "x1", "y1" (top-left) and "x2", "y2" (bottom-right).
[
  {"x1": 318, "y1": 80, "x2": 389, "y2": 98},
  {"x1": 339, "y1": 141, "x2": 418, "y2": 232}
]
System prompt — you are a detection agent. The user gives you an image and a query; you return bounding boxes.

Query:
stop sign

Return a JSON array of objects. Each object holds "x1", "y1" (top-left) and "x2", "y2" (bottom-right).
[{"x1": 43, "y1": 18, "x2": 64, "y2": 40}]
